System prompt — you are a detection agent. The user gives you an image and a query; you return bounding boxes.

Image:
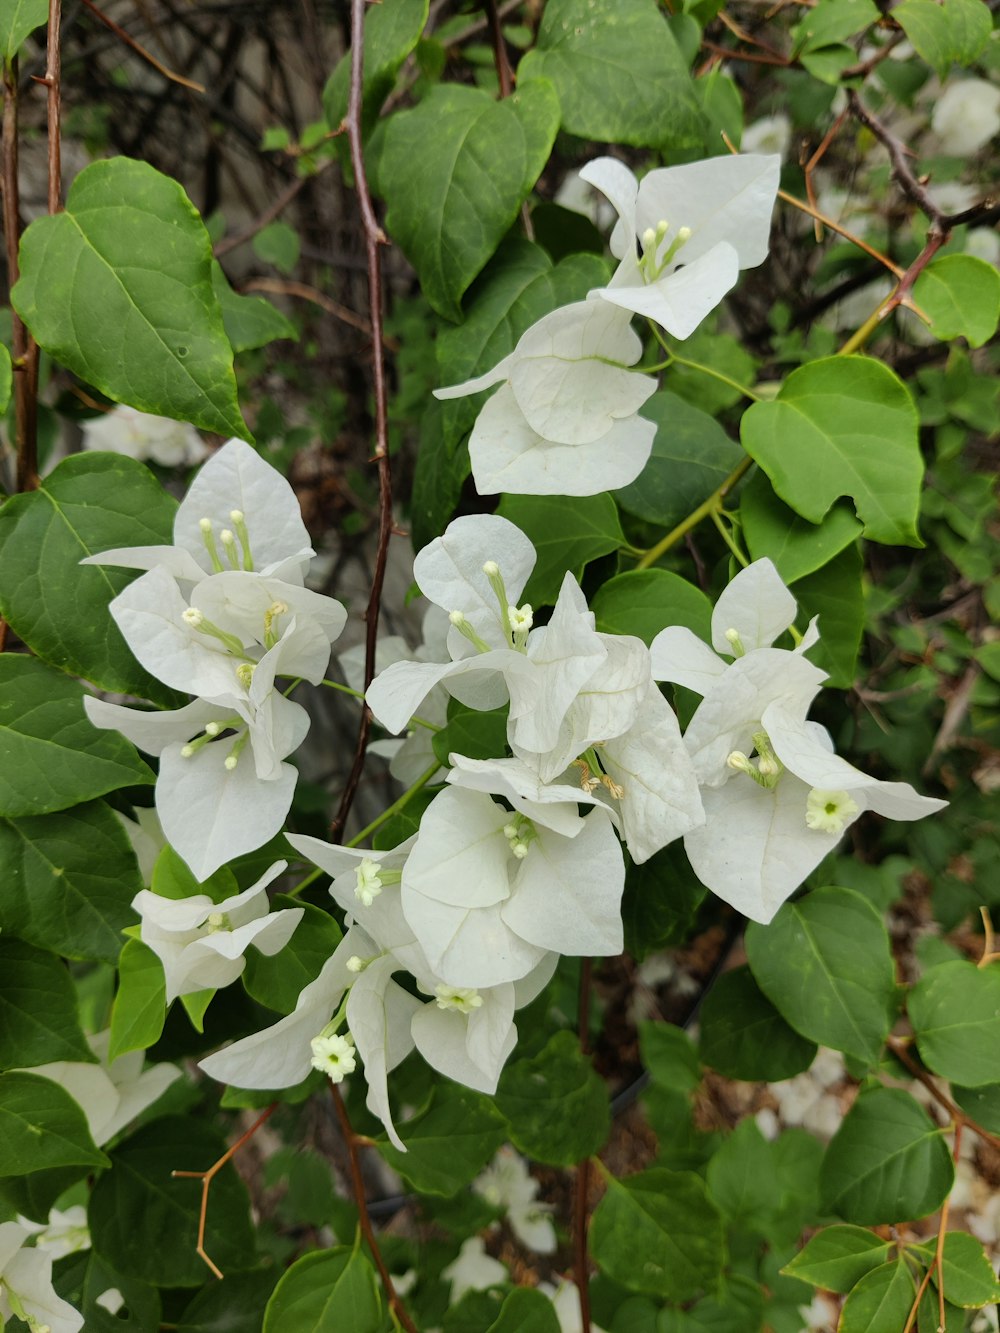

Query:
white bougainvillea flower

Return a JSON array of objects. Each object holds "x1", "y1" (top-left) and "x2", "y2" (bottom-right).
[
  {"x1": 15, "y1": 1208, "x2": 90, "y2": 1262},
  {"x1": 0, "y1": 1222, "x2": 84, "y2": 1333},
  {"x1": 434, "y1": 301, "x2": 657, "y2": 495},
  {"x1": 931, "y1": 78, "x2": 1000, "y2": 156},
  {"x1": 442, "y1": 1237, "x2": 508, "y2": 1301},
  {"x1": 24, "y1": 1030, "x2": 181, "y2": 1147},
  {"x1": 82, "y1": 436, "x2": 315, "y2": 584},
  {"x1": 81, "y1": 403, "x2": 209, "y2": 468},
  {"x1": 580, "y1": 153, "x2": 780, "y2": 339},
  {"x1": 741, "y1": 114, "x2": 793, "y2": 160},
  {"x1": 132, "y1": 860, "x2": 302, "y2": 1002},
  {"x1": 472, "y1": 1146, "x2": 557, "y2": 1254},
  {"x1": 401, "y1": 784, "x2": 624, "y2": 987}
]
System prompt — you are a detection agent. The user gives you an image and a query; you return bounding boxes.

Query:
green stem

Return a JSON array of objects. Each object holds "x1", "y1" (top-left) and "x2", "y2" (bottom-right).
[
  {"x1": 667, "y1": 350, "x2": 762, "y2": 402},
  {"x1": 709, "y1": 505, "x2": 749, "y2": 566},
  {"x1": 636, "y1": 456, "x2": 754, "y2": 569},
  {"x1": 319, "y1": 678, "x2": 441, "y2": 732},
  {"x1": 346, "y1": 760, "x2": 441, "y2": 849},
  {"x1": 837, "y1": 303, "x2": 885, "y2": 356},
  {"x1": 284, "y1": 865, "x2": 324, "y2": 899}
]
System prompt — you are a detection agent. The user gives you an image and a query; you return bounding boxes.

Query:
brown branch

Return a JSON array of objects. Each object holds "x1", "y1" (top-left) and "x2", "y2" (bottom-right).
[
  {"x1": 239, "y1": 276, "x2": 382, "y2": 341},
  {"x1": 330, "y1": 1086, "x2": 418, "y2": 1333},
  {"x1": 483, "y1": 0, "x2": 514, "y2": 96},
  {"x1": 45, "y1": 0, "x2": 62, "y2": 215},
  {"x1": 802, "y1": 106, "x2": 849, "y2": 243},
  {"x1": 848, "y1": 91, "x2": 945, "y2": 232},
  {"x1": 701, "y1": 38, "x2": 790, "y2": 64},
  {"x1": 575, "y1": 957, "x2": 593, "y2": 1332},
  {"x1": 3, "y1": 57, "x2": 39, "y2": 493},
  {"x1": 78, "y1": 0, "x2": 206, "y2": 91},
  {"x1": 886, "y1": 1036, "x2": 1000, "y2": 1151},
  {"x1": 330, "y1": 0, "x2": 395, "y2": 842}
]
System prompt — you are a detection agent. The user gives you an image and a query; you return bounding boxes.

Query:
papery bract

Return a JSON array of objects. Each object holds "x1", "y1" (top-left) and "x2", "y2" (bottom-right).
[
  {"x1": 81, "y1": 403, "x2": 209, "y2": 468},
  {"x1": 0, "y1": 1222, "x2": 84, "y2": 1333}
]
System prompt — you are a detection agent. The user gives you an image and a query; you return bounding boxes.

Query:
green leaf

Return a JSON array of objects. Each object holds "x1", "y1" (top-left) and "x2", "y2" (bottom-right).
[
  {"x1": 109, "y1": 939, "x2": 167, "y2": 1061},
  {"x1": 0, "y1": 654, "x2": 152, "y2": 816},
  {"x1": 662, "y1": 326, "x2": 757, "y2": 416},
  {"x1": 639, "y1": 1023, "x2": 701, "y2": 1096},
  {"x1": 251, "y1": 222, "x2": 300, "y2": 275},
  {"x1": 781, "y1": 1224, "x2": 893, "y2": 1293},
  {"x1": 212, "y1": 262, "x2": 297, "y2": 354},
  {"x1": 621, "y1": 842, "x2": 707, "y2": 960},
  {"x1": 263, "y1": 1247, "x2": 382, "y2": 1332},
  {"x1": 837, "y1": 1260, "x2": 917, "y2": 1333},
  {"x1": 591, "y1": 570, "x2": 712, "y2": 646},
  {"x1": 0, "y1": 452, "x2": 179, "y2": 700},
  {"x1": 89, "y1": 1116, "x2": 256, "y2": 1286},
  {"x1": 519, "y1": 0, "x2": 703, "y2": 150},
  {"x1": 740, "y1": 356, "x2": 923, "y2": 547},
  {"x1": 150, "y1": 844, "x2": 237, "y2": 903},
  {"x1": 699, "y1": 966, "x2": 817, "y2": 1082},
  {"x1": 497, "y1": 493, "x2": 624, "y2": 607},
  {"x1": 745, "y1": 886, "x2": 896, "y2": 1064},
  {"x1": 589, "y1": 1168, "x2": 725, "y2": 1301},
  {"x1": 908, "y1": 959, "x2": 1000, "y2": 1088},
  {"x1": 615, "y1": 393, "x2": 744, "y2": 531},
  {"x1": 432, "y1": 703, "x2": 509, "y2": 768},
  {"x1": 820, "y1": 1087, "x2": 954, "y2": 1224},
  {"x1": 242, "y1": 896, "x2": 342, "y2": 1014},
  {"x1": 377, "y1": 1082, "x2": 508, "y2": 1194},
  {"x1": 912, "y1": 255, "x2": 1000, "y2": 350},
  {"x1": 12, "y1": 158, "x2": 246, "y2": 438},
  {"x1": 0, "y1": 0, "x2": 47, "y2": 61},
  {"x1": 0, "y1": 1071, "x2": 108, "y2": 1174},
  {"x1": 741, "y1": 471, "x2": 862, "y2": 584},
  {"x1": 0, "y1": 345, "x2": 11, "y2": 415},
  {"x1": 485, "y1": 1288, "x2": 561, "y2": 1333},
  {"x1": 496, "y1": 1030, "x2": 609, "y2": 1166},
  {"x1": 792, "y1": 0, "x2": 879, "y2": 51},
  {"x1": 915, "y1": 1231, "x2": 1000, "y2": 1307},
  {"x1": 952, "y1": 1082, "x2": 1000, "y2": 1134},
  {"x1": 323, "y1": 0, "x2": 429, "y2": 132},
  {"x1": 0, "y1": 936, "x2": 95, "y2": 1065},
  {"x1": 177, "y1": 1269, "x2": 277, "y2": 1333},
  {"x1": 410, "y1": 398, "x2": 471, "y2": 552},
  {"x1": 0, "y1": 800, "x2": 142, "y2": 962},
  {"x1": 792, "y1": 543, "x2": 864, "y2": 687},
  {"x1": 382, "y1": 82, "x2": 560, "y2": 320},
  {"x1": 895, "y1": 0, "x2": 992, "y2": 74},
  {"x1": 706, "y1": 1119, "x2": 785, "y2": 1234},
  {"x1": 917, "y1": 1290, "x2": 966, "y2": 1333}
]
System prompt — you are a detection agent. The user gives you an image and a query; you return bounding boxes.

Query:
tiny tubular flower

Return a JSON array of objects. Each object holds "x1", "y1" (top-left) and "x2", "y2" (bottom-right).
[
  {"x1": 805, "y1": 788, "x2": 860, "y2": 833},
  {"x1": 309, "y1": 1031, "x2": 357, "y2": 1082},
  {"x1": 355, "y1": 858, "x2": 384, "y2": 907},
  {"x1": 434, "y1": 985, "x2": 485, "y2": 1014}
]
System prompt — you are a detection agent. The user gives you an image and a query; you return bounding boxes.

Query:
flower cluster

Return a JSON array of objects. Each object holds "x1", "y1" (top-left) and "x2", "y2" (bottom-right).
[
  {"x1": 81, "y1": 403, "x2": 209, "y2": 468},
  {"x1": 83, "y1": 438, "x2": 348, "y2": 880}
]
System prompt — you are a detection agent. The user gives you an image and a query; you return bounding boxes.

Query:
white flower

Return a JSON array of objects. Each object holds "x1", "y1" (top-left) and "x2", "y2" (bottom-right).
[
  {"x1": 24, "y1": 1030, "x2": 181, "y2": 1147},
  {"x1": 931, "y1": 78, "x2": 1000, "y2": 157},
  {"x1": 132, "y1": 861, "x2": 303, "y2": 1003},
  {"x1": 309, "y1": 1031, "x2": 357, "y2": 1081},
  {"x1": 540, "y1": 1279, "x2": 610, "y2": 1333},
  {"x1": 579, "y1": 153, "x2": 780, "y2": 339},
  {"x1": 15, "y1": 1208, "x2": 90, "y2": 1262},
  {"x1": 442, "y1": 1237, "x2": 507, "y2": 1300},
  {"x1": 434, "y1": 301, "x2": 657, "y2": 496},
  {"x1": 82, "y1": 436, "x2": 316, "y2": 585},
  {"x1": 741, "y1": 113, "x2": 792, "y2": 160},
  {"x1": 0, "y1": 1222, "x2": 84, "y2": 1333},
  {"x1": 473, "y1": 1147, "x2": 557, "y2": 1254},
  {"x1": 81, "y1": 404, "x2": 208, "y2": 468}
]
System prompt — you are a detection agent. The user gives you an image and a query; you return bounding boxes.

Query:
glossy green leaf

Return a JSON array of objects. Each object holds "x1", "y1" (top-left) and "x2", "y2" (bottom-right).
[
  {"x1": 912, "y1": 255, "x2": 1000, "y2": 349},
  {"x1": 591, "y1": 570, "x2": 712, "y2": 646},
  {"x1": 109, "y1": 939, "x2": 167, "y2": 1061},
  {"x1": 382, "y1": 82, "x2": 560, "y2": 320},
  {"x1": 915, "y1": 1231, "x2": 1000, "y2": 1307},
  {"x1": 251, "y1": 222, "x2": 300, "y2": 275},
  {"x1": 741, "y1": 356, "x2": 923, "y2": 546},
  {"x1": 908, "y1": 959, "x2": 1000, "y2": 1088},
  {"x1": 741, "y1": 471, "x2": 862, "y2": 584},
  {"x1": 496, "y1": 1030, "x2": 609, "y2": 1165},
  {"x1": 621, "y1": 842, "x2": 706, "y2": 960},
  {"x1": 820, "y1": 1087, "x2": 954, "y2": 1224},
  {"x1": 485, "y1": 1288, "x2": 561, "y2": 1333},
  {"x1": 0, "y1": 654, "x2": 151, "y2": 816},
  {"x1": 781, "y1": 1224, "x2": 893, "y2": 1293},
  {"x1": 616, "y1": 392, "x2": 744, "y2": 531},
  {"x1": 745, "y1": 886, "x2": 895, "y2": 1064},
  {"x1": 0, "y1": 452, "x2": 179, "y2": 700},
  {"x1": 242, "y1": 896, "x2": 342, "y2": 1015},
  {"x1": 410, "y1": 398, "x2": 472, "y2": 552},
  {"x1": 699, "y1": 966, "x2": 817, "y2": 1082},
  {"x1": 793, "y1": 542, "x2": 864, "y2": 687},
  {"x1": 589, "y1": 1168, "x2": 725, "y2": 1301},
  {"x1": 706, "y1": 1119, "x2": 785, "y2": 1233},
  {"x1": 176, "y1": 1270, "x2": 277, "y2": 1333},
  {"x1": 89, "y1": 1116, "x2": 256, "y2": 1286},
  {"x1": 952, "y1": 1082, "x2": 1000, "y2": 1134},
  {"x1": 0, "y1": 1072, "x2": 108, "y2": 1174},
  {"x1": 497, "y1": 493, "x2": 624, "y2": 607},
  {"x1": 212, "y1": 262, "x2": 297, "y2": 354},
  {"x1": 432, "y1": 703, "x2": 509, "y2": 768},
  {"x1": 792, "y1": 0, "x2": 879, "y2": 51},
  {"x1": 519, "y1": 0, "x2": 703, "y2": 149},
  {"x1": 838, "y1": 1260, "x2": 917, "y2": 1333},
  {"x1": 639, "y1": 1023, "x2": 701, "y2": 1096},
  {"x1": 895, "y1": 0, "x2": 992, "y2": 74},
  {"x1": 377, "y1": 1082, "x2": 507, "y2": 1195},
  {"x1": 0, "y1": 936, "x2": 95, "y2": 1065},
  {"x1": 323, "y1": 0, "x2": 429, "y2": 132},
  {"x1": 0, "y1": 0, "x2": 48, "y2": 61},
  {"x1": 263, "y1": 1248, "x2": 382, "y2": 1332},
  {"x1": 13, "y1": 158, "x2": 246, "y2": 438},
  {"x1": 0, "y1": 799, "x2": 142, "y2": 962}
]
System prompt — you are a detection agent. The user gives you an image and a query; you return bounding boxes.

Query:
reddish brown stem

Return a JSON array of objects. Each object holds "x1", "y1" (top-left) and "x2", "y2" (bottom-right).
[
  {"x1": 330, "y1": 0, "x2": 395, "y2": 841},
  {"x1": 45, "y1": 0, "x2": 61, "y2": 215},
  {"x1": 78, "y1": 0, "x2": 205, "y2": 90},
  {"x1": 575, "y1": 957, "x2": 593, "y2": 1332},
  {"x1": 330, "y1": 1085, "x2": 418, "y2": 1333},
  {"x1": 484, "y1": 0, "x2": 514, "y2": 96},
  {"x1": 886, "y1": 1036, "x2": 1000, "y2": 1151},
  {"x1": 2, "y1": 57, "x2": 39, "y2": 493}
]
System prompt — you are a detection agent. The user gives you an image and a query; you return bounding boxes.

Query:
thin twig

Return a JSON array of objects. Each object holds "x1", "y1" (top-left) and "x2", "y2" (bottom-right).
[
  {"x1": 45, "y1": 0, "x2": 62, "y2": 215},
  {"x1": 240, "y1": 276, "x2": 379, "y2": 340},
  {"x1": 214, "y1": 171, "x2": 313, "y2": 258},
  {"x1": 801, "y1": 106, "x2": 848, "y2": 242},
  {"x1": 886, "y1": 1036, "x2": 1000, "y2": 1151},
  {"x1": 701, "y1": 38, "x2": 790, "y2": 64},
  {"x1": 330, "y1": 1085, "x2": 418, "y2": 1333},
  {"x1": 3, "y1": 57, "x2": 39, "y2": 493},
  {"x1": 848, "y1": 91, "x2": 944, "y2": 232},
  {"x1": 78, "y1": 0, "x2": 206, "y2": 90},
  {"x1": 483, "y1": 0, "x2": 514, "y2": 95},
  {"x1": 575, "y1": 958, "x2": 593, "y2": 1333},
  {"x1": 330, "y1": 0, "x2": 395, "y2": 841}
]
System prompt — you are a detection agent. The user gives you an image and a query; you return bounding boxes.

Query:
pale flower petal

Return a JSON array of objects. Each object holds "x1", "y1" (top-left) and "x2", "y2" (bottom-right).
[{"x1": 711, "y1": 558, "x2": 798, "y2": 654}]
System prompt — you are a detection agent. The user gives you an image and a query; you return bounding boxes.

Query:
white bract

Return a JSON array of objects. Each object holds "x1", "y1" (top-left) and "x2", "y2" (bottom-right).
[
  {"x1": 930, "y1": 78, "x2": 1000, "y2": 156},
  {"x1": 434, "y1": 300, "x2": 657, "y2": 496},
  {"x1": 442, "y1": 1237, "x2": 508, "y2": 1300},
  {"x1": 0, "y1": 1222, "x2": 83, "y2": 1333},
  {"x1": 472, "y1": 1146, "x2": 557, "y2": 1253},
  {"x1": 132, "y1": 861, "x2": 303, "y2": 1002},
  {"x1": 652, "y1": 560, "x2": 945, "y2": 922},
  {"x1": 81, "y1": 403, "x2": 208, "y2": 468},
  {"x1": 15, "y1": 1208, "x2": 90, "y2": 1262},
  {"x1": 580, "y1": 153, "x2": 781, "y2": 339}
]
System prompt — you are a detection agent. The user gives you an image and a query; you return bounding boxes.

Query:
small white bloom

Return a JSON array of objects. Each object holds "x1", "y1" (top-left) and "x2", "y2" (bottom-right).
[
  {"x1": 931, "y1": 78, "x2": 1000, "y2": 157},
  {"x1": 82, "y1": 404, "x2": 208, "y2": 468},
  {"x1": 355, "y1": 858, "x2": 384, "y2": 907},
  {"x1": 309, "y1": 1031, "x2": 357, "y2": 1082},
  {"x1": 805, "y1": 788, "x2": 860, "y2": 832}
]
